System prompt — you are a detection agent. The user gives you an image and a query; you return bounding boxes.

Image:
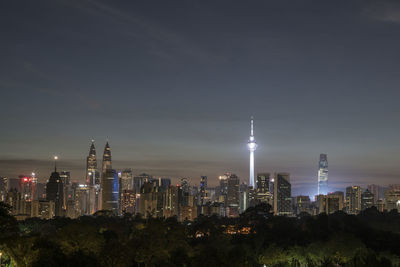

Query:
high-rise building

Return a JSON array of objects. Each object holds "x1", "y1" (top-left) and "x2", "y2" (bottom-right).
[
  {"x1": 199, "y1": 176, "x2": 208, "y2": 206},
  {"x1": 385, "y1": 185, "x2": 400, "y2": 212},
  {"x1": 19, "y1": 174, "x2": 36, "y2": 201},
  {"x1": 163, "y1": 185, "x2": 181, "y2": 218},
  {"x1": 226, "y1": 173, "x2": 240, "y2": 217},
  {"x1": 181, "y1": 178, "x2": 190, "y2": 193},
  {"x1": 159, "y1": 178, "x2": 171, "y2": 192},
  {"x1": 139, "y1": 181, "x2": 164, "y2": 218},
  {"x1": 133, "y1": 173, "x2": 152, "y2": 194},
  {"x1": 367, "y1": 184, "x2": 380, "y2": 204},
  {"x1": 273, "y1": 172, "x2": 292, "y2": 216},
  {"x1": 46, "y1": 156, "x2": 64, "y2": 216},
  {"x1": 6, "y1": 188, "x2": 22, "y2": 216},
  {"x1": 345, "y1": 186, "x2": 362, "y2": 214},
  {"x1": 101, "y1": 169, "x2": 119, "y2": 214},
  {"x1": 0, "y1": 176, "x2": 8, "y2": 202},
  {"x1": 102, "y1": 142, "x2": 112, "y2": 173},
  {"x1": 316, "y1": 193, "x2": 344, "y2": 214},
  {"x1": 60, "y1": 171, "x2": 70, "y2": 186},
  {"x1": 74, "y1": 183, "x2": 89, "y2": 217},
  {"x1": 59, "y1": 171, "x2": 70, "y2": 210},
  {"x1": 120, "y1": 189, "x2": 136, "y2": 214},
  {"x1": 361, "y1": 189, "x2": 374, "y2": 210},
  {"x1": 318, "y1": 154, "x2": 328, "y2": 195},
  {"x1": 86, "y1": 140, "x2": 98, "y2": 185},
  {"x1": 100, "y1": 142, "x2": 119, "y2": 214},
  {"x1": 239, "y1": 183, "x2": 249, "y2": 213},
  {"x1": 295, "y1": 195, "x2": 312, "y2": 215},
  {"x1": 247, "y1": 117, "x2": 257, "y2": 188},
  {"x1": 86, "y1": 140, "x2": 100, "y2": 214},
  {"x1": 256, "y1": 173, "x2": 271, "y2": 204},
  {"x1": 218, "y1": 174, "x2": 229, "y2": 204},
  {"x1": 239, "y1": 183, "x2": 256, "y2": 213},
  {"x1": 329, "y1": 191, "x2": 344, "y2": 213},
  {"x1": 31, "y1": 200, "x2": 55, "y2": 219},
  {"x1": 120, "y1": 169, "x2": 133, "y2": 191}
]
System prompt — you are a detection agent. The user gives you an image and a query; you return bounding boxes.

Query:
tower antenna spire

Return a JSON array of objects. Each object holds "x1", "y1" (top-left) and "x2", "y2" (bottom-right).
[
  {"x1": 250, "y1": 116, "x2": 254, "y2": 136},
  {"x1": 54, "y1": 156, "x2": 58, "y2": 172}
]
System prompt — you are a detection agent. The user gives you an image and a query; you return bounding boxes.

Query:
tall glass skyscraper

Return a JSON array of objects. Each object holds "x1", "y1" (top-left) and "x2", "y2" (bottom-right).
[
  {"x1": 101, "y1": 142, "x2": 119, "y2": 214},
  {"x1": 226, "y1": 173, "x2": 240, "y2": 217},
  {"x1": 86, "y1": 140, "x2": 99, "y2": 214},
  {"x1": 273, "y1": 172, "x2": 292, "y2": 216},
  {"x1": 318, "y1": 154, "x2": 328, "y2": 195}
]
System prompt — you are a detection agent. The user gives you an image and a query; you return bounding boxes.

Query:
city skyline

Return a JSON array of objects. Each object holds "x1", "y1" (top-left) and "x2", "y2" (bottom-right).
[
  {"x1": 0, "y1": 133, "x2": 396, "y2": 198},
  {"x1": 2, "y1": 0, "x2": 400, "y2": 197},
  {"x1": 2, "y1": 1, "x2": 400, "y2": 265}
]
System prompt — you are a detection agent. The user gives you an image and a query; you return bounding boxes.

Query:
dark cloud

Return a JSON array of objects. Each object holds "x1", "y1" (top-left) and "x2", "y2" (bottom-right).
[
  {"x1": 1, "y1": 0, "x2": 400, "y2": 197},
  {"x1": 364, "y1": 1, "x2": 400, "y2": 23}
]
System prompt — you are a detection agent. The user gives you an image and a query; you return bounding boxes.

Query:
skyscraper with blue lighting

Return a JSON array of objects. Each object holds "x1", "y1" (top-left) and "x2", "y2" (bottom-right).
[{"x1": 318, "y1": 154, "x2": 328, "y2": 195}]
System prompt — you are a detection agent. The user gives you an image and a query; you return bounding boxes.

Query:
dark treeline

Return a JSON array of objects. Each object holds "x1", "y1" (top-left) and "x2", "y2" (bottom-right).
[{"x1": 1, "y1": 202, "x2": 400, "y2": 267}]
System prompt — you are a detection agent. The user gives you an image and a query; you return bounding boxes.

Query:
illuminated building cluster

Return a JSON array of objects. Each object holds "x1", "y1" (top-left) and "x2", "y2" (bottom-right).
[{"x1": 1, "y1": 120, "x2": 400, "y2": 221}]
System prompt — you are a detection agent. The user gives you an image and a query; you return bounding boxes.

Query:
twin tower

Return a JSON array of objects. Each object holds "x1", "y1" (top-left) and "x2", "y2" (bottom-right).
[{"x1": 86, "y1": 141, "x2": 119, "y2": 214}]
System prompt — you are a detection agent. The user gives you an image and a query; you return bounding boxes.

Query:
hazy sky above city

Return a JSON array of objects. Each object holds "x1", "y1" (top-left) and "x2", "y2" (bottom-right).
[{"x1": 1, "y1": 0, "x2": 400, "y2": 196}]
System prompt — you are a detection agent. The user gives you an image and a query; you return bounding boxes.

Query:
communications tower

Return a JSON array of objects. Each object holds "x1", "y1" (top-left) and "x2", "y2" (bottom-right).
[{"x1": 247, "y1": 117, "x2": 257, "y2": 188}]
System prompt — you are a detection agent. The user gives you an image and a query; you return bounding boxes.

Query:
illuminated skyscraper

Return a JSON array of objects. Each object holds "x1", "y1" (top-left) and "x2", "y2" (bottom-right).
[
  {"x1": 120, "y1": 189, "x2": 136, "y2": 214},
  {"x1": 384, "y1": 185, "x2": 400, "y2": 212},
  {"x1": 100, "y1": 142, "x2": 119, "y2": 213},
  {"x1": 345, "y1": 186, "x2": 362, "y2": 214},
  {"x1": 295, "y1": 195, "x2": 312, "y2": 215},
  {"x1": 59, "y1": 171, "x2": 70, "y2": 210},
  {"x1": 226, "y1": 173, "x2": 240, "y2": 217},
  {"x1": 247, "y1": 117, "x2": 257, "y2": 188},
  {"x1": 133, "y1": 173, "x2": 152, "y2": 193},
  {"x1": 102, "y1": 142, "x2": 112, "y2": 173},
  {"x1": 46, "y1": 156, "x2": 64, "y2": 217},
  {"x1": 86, "y1": 140, "x2": 98, "y2": 185},
  {"x1": 318, "y1": 154, "x2": 328, "y2": 195},
  {"x1": 20, "y1": 173, "x2": 37, "y2": 201},
  {"x1": 218, "y1": 173, "x2": 229, "y2": 205},
  {"x1": 273, "y1": 172, "x2": 292, "y2": 216},
  {"x1": 0, "y1": 176, "x2": 8, "y2": 202},
  {"x1": 316, "y1": 193, "x2": 344, "y2": 215},
  {"x1": 361, "y1": 189, "x2": 374, "y2": 210},
  {"x1": 159, "y1": 178, "x2": 171, "y2": 192},
  {"x1": 367, "y1": 184, "x2": 380, "y2": 204},
  {"x1": 199, "y1": 176, "x2": 207, "y2": 206},
  {"x1": 86, "y1": 141, "x2": 100, "y2": 214},
  {"x1": 256, "y1": 173, "x2": 271, "y2": 204},
  {"x1": 120, "y1": 169, "x2": 133, "y2": 191}
]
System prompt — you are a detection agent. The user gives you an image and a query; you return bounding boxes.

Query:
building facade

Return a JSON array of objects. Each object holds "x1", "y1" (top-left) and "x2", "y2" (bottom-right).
[
  {"x1": 346, "y1": 186, "x2": 362, "y2": 214},
  {"x1": 273, "y1": 172, "x2": 292, "y2": 216},
  {"x1": 318, "y1": 154, "x2": 328, "y2": 195}
]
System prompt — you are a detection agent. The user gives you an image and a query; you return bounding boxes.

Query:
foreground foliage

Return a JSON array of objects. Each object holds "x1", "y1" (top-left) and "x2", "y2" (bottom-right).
[{"x1": 0, "y1": 203, "x2": 400, "y2": 266}]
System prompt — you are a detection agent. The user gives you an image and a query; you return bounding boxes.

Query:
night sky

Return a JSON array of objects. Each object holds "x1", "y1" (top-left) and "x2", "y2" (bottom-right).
[{"x1": 1, "y1": 0, "x2": 400, "y2": 196}]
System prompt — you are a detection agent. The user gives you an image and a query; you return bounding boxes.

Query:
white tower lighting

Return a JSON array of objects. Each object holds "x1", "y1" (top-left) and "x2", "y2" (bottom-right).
[{"x1": 247, "y1": 117, "x2": 257, "y2": 188}]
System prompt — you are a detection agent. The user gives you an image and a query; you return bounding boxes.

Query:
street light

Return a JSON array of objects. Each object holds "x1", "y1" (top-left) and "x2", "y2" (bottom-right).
[{"x1": 0, "y1": 251, "x2": 3, "y2": 267}]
